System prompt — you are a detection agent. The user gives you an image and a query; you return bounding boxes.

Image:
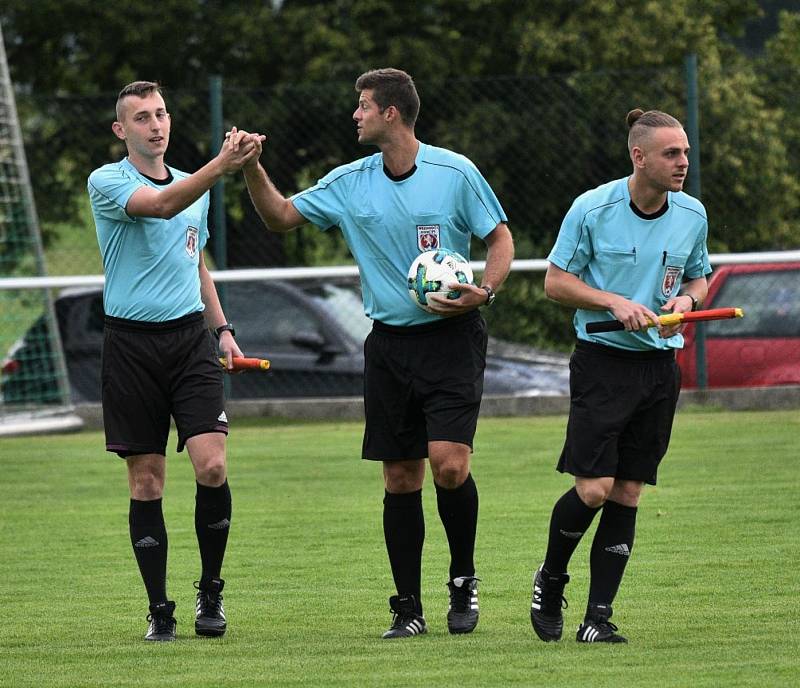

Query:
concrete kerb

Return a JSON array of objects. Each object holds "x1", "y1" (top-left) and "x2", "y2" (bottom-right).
[{"x1": 71, "y1": 386, "x2": 800, "y2": 431}]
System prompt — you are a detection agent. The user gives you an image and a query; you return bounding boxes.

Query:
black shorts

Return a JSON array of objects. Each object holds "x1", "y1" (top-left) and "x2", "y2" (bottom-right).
[
  {"x1": 557, "y1": 340, "x2": 681, "y2": 485},
  {"x1": 101, "y1": 311, "x2": 228, "y2": 458},
  {"x1": 362, "y1": 310, "x2": 487, "y2": 461}
]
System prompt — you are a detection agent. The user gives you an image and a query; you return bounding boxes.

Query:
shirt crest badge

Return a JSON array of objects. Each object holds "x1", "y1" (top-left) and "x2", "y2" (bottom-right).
[
  {"x1": 662, "y1": 265, "x2": 682, "y2": 297},
  {"x1": 185, "y1": 226, "x2": 199, "y2": 258},
  {"x1": 417, "y1": 224, "x2": 440, "y2": 251}
]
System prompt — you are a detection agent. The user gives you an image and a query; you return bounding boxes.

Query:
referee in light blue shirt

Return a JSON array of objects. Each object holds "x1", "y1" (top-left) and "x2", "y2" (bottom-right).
[
  {"x1": 237, "y1": 68, "x2": 514, "y2": 639},
  {"x1": 87, "y1": 81, "x2": 261, "y2": 642},
  {"x1": 529, "y1": 109, "x2": 712, "y2": 645}
]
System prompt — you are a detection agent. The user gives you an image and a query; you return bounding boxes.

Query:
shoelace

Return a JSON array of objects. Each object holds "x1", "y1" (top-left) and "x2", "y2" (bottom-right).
[
  {"x1": 198, "y1": 590, "x2": 224, "y2": 616},
  {"x1": 389, "y1": 611, "x2": 417, "y2": 629},
  {"x1": 388, "y1": 603, "x2": 418, "y2": 629},
  {"x1": 593, "y1": 619, "x2": 619, "y2": 634},
  {"x1": 147, "y1": 613, "x2": 175, "y2": 633},
  {"x1": 448, "y1": 576, "x2": 481, "y2": 612},
  {"x1": 538, "y1": 582, "x2": 568, "y2": 614},
  {"x1": 448, "y1": 584, "x2": 473, "y2": 612}
]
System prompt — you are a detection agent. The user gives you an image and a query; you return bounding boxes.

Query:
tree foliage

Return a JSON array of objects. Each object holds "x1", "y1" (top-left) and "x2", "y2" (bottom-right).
[{"x1": 1, "y1": 0, "x2": 797, "y2": 277}]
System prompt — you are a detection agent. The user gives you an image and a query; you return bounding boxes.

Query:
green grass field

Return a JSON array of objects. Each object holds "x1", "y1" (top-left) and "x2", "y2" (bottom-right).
[{"x1": 1, "y1": 410, "x2": 798, "y2": 687}]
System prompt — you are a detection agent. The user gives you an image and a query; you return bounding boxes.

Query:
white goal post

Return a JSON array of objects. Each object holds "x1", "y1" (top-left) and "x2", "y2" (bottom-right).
[{"x1": 0, "y1": 24, "x2": 83, "y2": 437}]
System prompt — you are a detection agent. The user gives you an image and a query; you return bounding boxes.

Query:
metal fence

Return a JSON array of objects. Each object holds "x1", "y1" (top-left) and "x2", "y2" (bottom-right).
[
  {"x1": 8, "y1": 64, "x2": 700, "y2": 277},
  {"x1": 1, "y1": 65, "x2": 799, "y2": 413}
]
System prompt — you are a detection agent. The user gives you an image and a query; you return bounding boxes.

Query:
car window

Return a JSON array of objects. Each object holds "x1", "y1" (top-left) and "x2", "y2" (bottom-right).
[
  {"x1": 300, "y1": 283, "x2": 373, "y2": 343},
  {"x1": 706, "y1": 270, "x2": 800, "y2": 337},
  {"x1": 56, "y1": 292, "x2": 105, "y2": 349},
  {"x1": 224, "y1": 284, "x2": 322, "y2": 352}
]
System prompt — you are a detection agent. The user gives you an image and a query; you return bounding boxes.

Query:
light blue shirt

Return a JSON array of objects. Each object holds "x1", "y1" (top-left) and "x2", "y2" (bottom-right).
[
  {"x1": 291, "y1": 142, "x2": 506, "y2": 326},
  {"x1": 87, "y1": 158, "x2": 209, "y2": 321},
  {"x1": 548, "y1": 177, "x2": 712, "y2": 351}
]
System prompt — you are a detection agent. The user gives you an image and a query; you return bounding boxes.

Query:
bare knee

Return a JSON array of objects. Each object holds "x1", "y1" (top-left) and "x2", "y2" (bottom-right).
[
  {"x1": 384, "y1": 460, "x2": 425, "y2": 493},
  {"x1": 429, "y1": 442, "x2": 470, "y2": 489},
  {"x1": 431, "y1": 460, "x2": 469, "y2": 489},
  {"x1": 194, "y1": 457, "x2": 227, "y2": 487},
  {"x1": 186, "y1": 434, "x2": 228, "y2": 486},
  {"x1": 127, "y1": 455, "x2": 166, "y2": 500},
  {"x1": 608, "y1": 479, "x2": 643, "y2": 507},
  {"x1": 575, "y1": 477, "x2": 614, "y2": 508}
]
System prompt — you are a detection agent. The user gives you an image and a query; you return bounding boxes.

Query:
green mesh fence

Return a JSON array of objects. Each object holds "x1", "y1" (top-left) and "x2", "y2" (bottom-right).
[
  {"x1": 2, "y1": 66, "x2": 798, "y2": 406},
  {"x1": 0, "y1": 25, "x2": 75, "y2": 422}
]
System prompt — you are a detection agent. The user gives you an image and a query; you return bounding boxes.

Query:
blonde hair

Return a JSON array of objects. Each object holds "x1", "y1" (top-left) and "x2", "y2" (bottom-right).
[{"x1": 626, "y1": 108, "x2": 683, "y2": 151}]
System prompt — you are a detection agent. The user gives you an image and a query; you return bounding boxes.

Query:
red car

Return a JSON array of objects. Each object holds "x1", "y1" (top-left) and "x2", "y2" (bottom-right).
[{"x1": 677, "y1": 261, "x2": 800, "y2": 388}]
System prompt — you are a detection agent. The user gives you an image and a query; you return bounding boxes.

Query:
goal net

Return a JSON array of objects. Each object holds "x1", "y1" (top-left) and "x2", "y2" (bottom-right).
[{"x1": 0, "y1": 24, "x2": 83, "y2": 437}]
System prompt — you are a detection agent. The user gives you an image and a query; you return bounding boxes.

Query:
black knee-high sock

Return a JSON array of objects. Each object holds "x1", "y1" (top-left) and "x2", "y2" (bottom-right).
[
  {"x1": 588, "y1": 500, "x2": 637, "y2": 609},
  {"x1": 383, "y1": 490, "x2": 425, "y2": 612},
  {"x1": 435, "y1": 473, "x2": 478, "y2": 580},
  {"x1": 195, "y1": 480, "x2": 232, "y2": 586},
  {"x1": 129, "y1": 498, "x2": 168, "y2": 605},
  {"x1": 543, "y1": 487, "x2": 601, "y2": 575}
]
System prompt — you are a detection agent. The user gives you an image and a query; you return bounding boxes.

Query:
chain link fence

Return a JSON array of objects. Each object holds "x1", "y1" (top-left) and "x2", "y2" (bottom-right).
[
  {"x1": 8, "y1": 66, "x2": 699, "y2": 274},
  {"x1": 2, "y1": 66, "x2": 799, "y2": 408}
]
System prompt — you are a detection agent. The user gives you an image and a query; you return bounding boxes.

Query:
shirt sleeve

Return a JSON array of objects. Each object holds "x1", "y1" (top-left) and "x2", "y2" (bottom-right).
[
  {"x1": 685, "y1": 221, "x2": 712, "y2": 279},
  {"x1": 87, "y1": 166, "x2": 141, "y2": 223},
  {"x1": 454, "y1": 157, "x2": 507, "y2": 239},
  {"x1": 547, "y1": 197, "x2": 593, "y2": 274},
  {"x1": 199, "y1": 193, "x2": 211, "y2": 251},
  {"x1": 290, "y1": 166, "x2": 351, "y2": 231}
]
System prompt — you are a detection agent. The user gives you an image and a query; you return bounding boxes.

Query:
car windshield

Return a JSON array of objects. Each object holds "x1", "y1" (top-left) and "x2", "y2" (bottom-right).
[
  {"x1": 707, "y1": 269, "x2": 800, "y2": 338},
  {"x1": 300, "y1": 282, "x2": 373, "y2": 342}
]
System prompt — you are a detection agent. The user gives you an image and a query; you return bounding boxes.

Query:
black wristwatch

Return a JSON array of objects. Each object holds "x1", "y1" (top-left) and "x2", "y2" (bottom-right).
[
  {"x1": 481, "y1": 285, "x2": 496, "y2": 308},
  {"x1": 682, "y1": 294, "x2": 698, "y2": 311},
  {"x1": 214, "y1": 323, "x2": 236, "y2": 339}
]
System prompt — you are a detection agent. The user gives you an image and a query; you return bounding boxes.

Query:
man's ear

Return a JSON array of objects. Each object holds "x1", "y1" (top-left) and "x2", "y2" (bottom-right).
[
  {"x1": 112, "y1": 121, "x2": 126, "y2": 141},
  {"x1": 631, "y1": 145, "x2": 645, "y2": 169}
]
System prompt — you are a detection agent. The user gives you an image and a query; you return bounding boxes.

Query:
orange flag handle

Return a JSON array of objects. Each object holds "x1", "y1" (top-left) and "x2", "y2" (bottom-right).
[
  {"x1": 586, "y1": 307, "x2": 743, "y2": 334},
  {"x1": 655, "y1": 307, "x2": 743, "y2": 328},
  {"x1": 219, "y1": 357, "x2": 271, "y2": 370}
]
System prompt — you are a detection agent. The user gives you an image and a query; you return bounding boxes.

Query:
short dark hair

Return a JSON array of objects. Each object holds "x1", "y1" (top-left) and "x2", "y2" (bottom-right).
[
  {"x1": 626, "y1": 108, "x2": 683, "y2": 151},
  {"x1": 116, "y1": 81, "x2": 162, "y2": 121},
  {"x1": 355, "y1": 68, "x2": 420, "y2": 127}
]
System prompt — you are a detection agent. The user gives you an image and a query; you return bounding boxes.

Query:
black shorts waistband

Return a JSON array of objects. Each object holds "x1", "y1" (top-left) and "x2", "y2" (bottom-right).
[
  {"x1": 372, "y1": 310, "x2": 480, "y2": 337},
  {"x1": 104, "y1": 310, "x2": 205, "y2": 334},
  {"x1": 575, "y1": 339, "x2": 676, "y2": 361}
]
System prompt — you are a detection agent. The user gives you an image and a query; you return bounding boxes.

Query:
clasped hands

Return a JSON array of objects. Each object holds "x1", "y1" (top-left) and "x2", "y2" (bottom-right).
[{"x1": 220, "y1": 126, "x2": 266, "y2": 171}]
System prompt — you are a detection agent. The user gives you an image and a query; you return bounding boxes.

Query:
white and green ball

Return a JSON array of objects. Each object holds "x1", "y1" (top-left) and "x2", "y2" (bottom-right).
[{"x1": 407, "y1": 249, "x2": 474, "y2": 312}]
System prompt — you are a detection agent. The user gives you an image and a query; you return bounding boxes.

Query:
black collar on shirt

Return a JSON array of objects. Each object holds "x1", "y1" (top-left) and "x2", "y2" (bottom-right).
[
  {"x1": 141, "y1": 167, "x2": 174, "y2": 186},
  {"x1": 383, "y1": 164, "x2": 417, "y2": 182},
  {"x1": 629, "y1": 198, "x2": 669, "y2": 219}
]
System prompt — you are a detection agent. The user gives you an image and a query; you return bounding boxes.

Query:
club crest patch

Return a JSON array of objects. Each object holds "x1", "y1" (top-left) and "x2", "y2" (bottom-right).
[
  {"x1": 185, "y1": 226, "x2": 199, "y2": 258},
  {"x1": 662, "y1": 265, "x2": 682, "y2": 297},
  {"x1": 417, "y1": 224, "x2": 440, "y2": 251}
]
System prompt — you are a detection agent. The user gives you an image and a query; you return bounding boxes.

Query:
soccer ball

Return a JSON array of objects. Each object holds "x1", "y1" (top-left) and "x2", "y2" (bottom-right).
[{"x1": 407, "y1": 249, "x2": 474, "y2": 311}]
